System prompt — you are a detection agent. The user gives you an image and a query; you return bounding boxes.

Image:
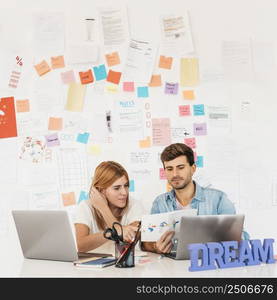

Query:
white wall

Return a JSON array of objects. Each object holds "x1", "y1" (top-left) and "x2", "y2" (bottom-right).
[{"x1": 0, "y1": 0, "x2": 277, "y2": 268}]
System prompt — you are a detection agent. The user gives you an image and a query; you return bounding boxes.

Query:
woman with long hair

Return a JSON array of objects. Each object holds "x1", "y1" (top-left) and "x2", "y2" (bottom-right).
[{"x1": 74, "y1": 161, "x2": 143, "y2": 252}]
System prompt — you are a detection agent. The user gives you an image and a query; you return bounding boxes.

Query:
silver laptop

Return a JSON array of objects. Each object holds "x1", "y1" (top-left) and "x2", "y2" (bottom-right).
[
  {"x1": 166, "y1": 214, "x2": 245, "y2": 260},
  {"x1": 12, "y1": 210, "x2": 111, "y2": 262}
]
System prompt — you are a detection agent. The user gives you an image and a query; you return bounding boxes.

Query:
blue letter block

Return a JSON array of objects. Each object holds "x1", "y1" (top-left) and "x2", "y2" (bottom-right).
[{"x1": 188, "y1": 243, "x2": 215, "y2": 271}]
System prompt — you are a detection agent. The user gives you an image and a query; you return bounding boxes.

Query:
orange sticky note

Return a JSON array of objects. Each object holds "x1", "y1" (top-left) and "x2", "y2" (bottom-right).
[
  {"x1": 51, "y1": 56, "x2": 65, "y2": 69},
  {"x1": 48, "y1": 117, "x2": 63, "y2": 131},
  {"x1": 16, "y1": 99, "x2": 30, "y2": 113},
  {"x1": 107, "y1": 70, "x2": 121, "y2": 84},
  {"x1": 148, "y1": 75, "x2": 162, "y2": 87},
  {"x1": 139, "y1": 136, "x2": 151, "y2": 148},
  {"x1": 79, "y1": 69, "x2": 94, "y2": 84},
  {"x1": 34, "y1": 60, "x2": 51, "y2": 76},
  {"x1": 105, "y1": 52, "x2": 120, "y2": 67},
  {"x1": 62, "y1": 192, "x2": 76, "y2": 206},
  {"x1": 183, "y1": 90, "x2": 195, "y2": 100},
  {"x1": 158, "y1": 55, "x2": 173, "y2": 69}
]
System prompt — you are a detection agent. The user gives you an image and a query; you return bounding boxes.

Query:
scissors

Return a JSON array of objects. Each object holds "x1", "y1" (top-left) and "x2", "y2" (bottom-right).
[{"x1": 103, "y1": 222, "x2": 123, "y2": 243}]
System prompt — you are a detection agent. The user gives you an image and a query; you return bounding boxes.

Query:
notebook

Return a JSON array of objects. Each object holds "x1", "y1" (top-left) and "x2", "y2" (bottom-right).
[{"x1": 74, "y1": 257, "x2": 117, "y2": 268}]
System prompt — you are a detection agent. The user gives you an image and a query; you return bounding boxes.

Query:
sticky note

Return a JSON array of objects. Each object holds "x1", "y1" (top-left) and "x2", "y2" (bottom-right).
[
  {"x1": 51, "y1": 56, "x2": 65, "y2": 69},
  {"x1": 159, "y1": 55, "x2": 173, "y2": 69},
  {"x1": 152, "y1": 118, "x2": 171, "y2": 146},
  {"x1": 179, "y1": 105, "x2": 191, "y2": 116},
  {"x1": 93, "y1": 64, "x2": 107, "y2": 81},
  {"x1": 180, "y1": 57, "x2": 199, "y2": 86},
  {"x1": 137, "y1": 86, "x2": 149, "y2": 98},
  {"x1": 139, "y1": 136, "x2": 151, "y2": 148},
  {"x1": 79, "y1": 69, "x2": 94, "y2": 84},
  {"x1": 16, "y1": 99, "x2": 30, "y2": 113},
  {"x1": 165, "y1": 82, "x2": 178, "y2": 95},
  {"x1": 48, "y1": 117, "x2": 63, "y2": 131},
  {"x1": 196, "y1": 156, "x2": 204, "y2": 168},
  {"x1": 61, "y1": 70, "x2": 76, "y2": 84},
  {"x1": 0, "y1": 96, "x2": 17, "y2": 138},
  {"x1": 106, "y1": 85, "x2": 119, "y2": 93},
  {"x1": 65, "y1": 83, "x2": 86, "y2": 112},
  {"x1": 106, "y1": 70, "x2": 121, "y2": 84},
  {"x1": 184, "y1": 137, "x2": 196, "y2": 149},
  {"x1": 183, "y1": 90, "x2": 195, "y2": 100},
  {"x1": 193, "y1": 123, "x2": 207, "y2": 136},
  {"x1": 78, "y1": 191, "x2": 88, "y2": 204},
  {"x1": 62, "y1": 192, "x2": 76, "y2": 206},
  {"x1": 123, "y1": 82, "x2": 135, "y2": 92},
  {"x1": 77, "y1": 132, "x2": 90, "y2": 144},
  {"x1": 148, "y1": 75, "x2": 162, "y2": 87},
  {"x1": 45, "y1": 133, "x2": 60, "y2": 147},
  {"x1": 193, "y1": 151, "x2": 197, "y2": 163},
  {"x1": 105, "y1": 52, "x2": 120, "y2": 67},
  {"x1": 129, "y1": 180, "x2": 135, "y2": 192},
  {"x1": 159, "y1": 168, "x2": 167, "y2": 180},
  {"x1": 193, "y1": 104, "x2": 205, "y2": 116},
  {"x1": 34, "y1": 60, "x2": 51, "y2": 76},
  {"x1": 87, "y1": 144, "x2": 102, "y2": 155}
]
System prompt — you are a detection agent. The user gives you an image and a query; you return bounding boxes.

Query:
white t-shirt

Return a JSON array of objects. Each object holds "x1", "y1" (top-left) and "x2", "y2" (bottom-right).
[{"x1": 74, "y1": 197, "x2": 145, "y2": 234}]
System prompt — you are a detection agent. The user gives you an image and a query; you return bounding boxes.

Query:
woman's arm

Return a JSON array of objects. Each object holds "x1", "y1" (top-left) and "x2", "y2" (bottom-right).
[{"x1": 75, "y1": 223, "x2": 108, "y2": 252}]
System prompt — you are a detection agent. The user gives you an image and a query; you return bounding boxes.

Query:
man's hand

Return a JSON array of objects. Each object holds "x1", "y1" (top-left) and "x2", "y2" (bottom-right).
[{"x1": 155, "y1": 230, "x2": 175, "y2": 253}]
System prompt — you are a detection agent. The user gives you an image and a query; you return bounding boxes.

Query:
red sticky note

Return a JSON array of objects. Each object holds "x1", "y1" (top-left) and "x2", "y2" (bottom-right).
[
  {"x1": 106, "y1": 70, "x2": 122, "y2": 84},
  {"x1": 179, "y1": 105, "x2": 191, "y2": 116},
  {"x1": 79, "y1": 69, "x2": 94, "y2": 84},
  {"x1": 0, "y1": 97, "x2": 18, "y2": 138}
]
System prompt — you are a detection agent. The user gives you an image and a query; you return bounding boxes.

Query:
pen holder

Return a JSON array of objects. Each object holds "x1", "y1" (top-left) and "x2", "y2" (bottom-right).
[{"x1": 115, "y1": 241, "x2": 135, "y2": 268}]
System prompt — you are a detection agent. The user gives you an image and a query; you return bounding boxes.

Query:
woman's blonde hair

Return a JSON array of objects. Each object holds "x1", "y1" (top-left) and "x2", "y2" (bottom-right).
[{"x1": 89, "y1": 161, "x2": 129, "y2": 230}]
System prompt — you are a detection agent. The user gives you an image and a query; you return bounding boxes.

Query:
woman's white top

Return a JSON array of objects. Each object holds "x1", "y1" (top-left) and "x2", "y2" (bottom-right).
[{"x1": 74, "y1": 197, "x2": 145, "y2": 233}]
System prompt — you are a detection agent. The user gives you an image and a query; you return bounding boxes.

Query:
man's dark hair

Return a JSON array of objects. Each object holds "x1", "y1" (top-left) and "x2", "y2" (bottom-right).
[{"x1": 160, "y1": 143, "x2": 195, "y2": 166}]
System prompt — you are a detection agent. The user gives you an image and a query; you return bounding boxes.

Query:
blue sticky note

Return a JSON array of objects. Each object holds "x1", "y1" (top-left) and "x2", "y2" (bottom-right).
[
  {"x1": 93, "y1": 65, "x2": 107, "y2": 81},
  {"x1": 196, "y1": 156, "x2": 203, "y2": 167},
  {"x1": 129, "y1": 179, "x2": 135, "y2": 192},
  {"x1": 137, "y1": 86, "x2": 149, "y2": 98},
  {"x1": 77, "y1": 132, "x2": 90, "y2": 144},
  {"x1": 193, "y1": 104, "x2": 205, "y2": 116},
  {"x1": 78, "y1": 190, "x2": 88, "y2": 204}
]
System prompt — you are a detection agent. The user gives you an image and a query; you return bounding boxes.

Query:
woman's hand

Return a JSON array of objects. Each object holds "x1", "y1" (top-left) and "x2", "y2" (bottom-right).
[
  {"x1": 89, "y1": 186, "x2": 108, "y2": 211},
  {"x1": 122, "y1": 224, "x2": 139, "y2": 243}
]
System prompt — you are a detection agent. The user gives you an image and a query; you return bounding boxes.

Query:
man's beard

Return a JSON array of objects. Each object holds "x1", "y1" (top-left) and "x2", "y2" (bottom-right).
[{"x1": 169, "y1": 177, "x2": 190, "y2": 190}]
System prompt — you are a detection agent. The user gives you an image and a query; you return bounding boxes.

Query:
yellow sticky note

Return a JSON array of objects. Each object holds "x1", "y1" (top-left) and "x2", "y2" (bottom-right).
[
  {"x1": 48, "y1": 117, "x2": 63, "y2": 131},
  {"x1": 180, "y1": 57, "x2": 199, "y2": 86},
  {"x1": 62, "y1": 192, "x2": 76, "y2": 206},
  {"x1": 182, "y1": 90, "x2": 195, "y2": 100},
  {"x1": 148, "y1": 75, "x2": 162, "y2": 87},
  {"x1": 34, "y1": 60, "x2": 51, "y2": 76},
  {"x1": 87, "y1": 144, "x2": 102, "y2": 155},
  {"x1": 65, "y1": 83, "x2": 86, "y2": 112},
  {"x1": 139, "y1": 136, "x2": 151, "y2": 148},
  {"x1": 16, "y1": 99, "x2": 30, "y2": 112},
  {"x1": 51, "y1": 56, "x2": 65, "y2": 69},
  {"x1": 106, "y1": 85, "x2": 118, "y2": 93}
]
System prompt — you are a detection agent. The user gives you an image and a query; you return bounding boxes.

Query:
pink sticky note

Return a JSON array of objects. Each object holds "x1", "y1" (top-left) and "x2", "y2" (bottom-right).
[
  {"x1": 61, "y1": 70, "x2": 76, "y2": 84},
  {"x1": 179, "y1": 105, "x2": 191, "y2": 116},
  {"x1": 152, "y1": 118, "x2": 171, "y2": 146},
  {"x1": 159, "y1": 168, "x2": 166, "y2": 180},
  {"x1": 123, "y1": 82, "x2": 135, "y2": 92},
  {"x1": 184, "y1": 137, "x2": 196, "y2": 149}
]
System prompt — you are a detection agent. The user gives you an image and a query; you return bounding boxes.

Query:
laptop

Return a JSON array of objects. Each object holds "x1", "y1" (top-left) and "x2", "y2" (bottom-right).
[
  {"x1": 166, "y1": 214, "x2": 245, "y2": 260},
  {"x1": 12, "y1": 210, "x2": 111, "y2": 262}
]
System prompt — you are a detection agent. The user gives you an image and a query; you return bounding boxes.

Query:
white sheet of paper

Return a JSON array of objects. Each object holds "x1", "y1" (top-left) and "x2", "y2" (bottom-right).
[
  {"x1": 141, "y1": 209, "x2": 197, "y2": 242},
  {"x1": 123, "y1": 38, "x2": 157, "y2": 83},
  {"x1": 66, "y1": 43, "x2": 98, "y2": 64}
]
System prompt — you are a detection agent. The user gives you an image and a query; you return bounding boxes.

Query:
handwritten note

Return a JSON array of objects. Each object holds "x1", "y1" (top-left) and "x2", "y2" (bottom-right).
[
  {"x1": 51, "y1": 56, "x2": 65, "y2": 69},
  {"x1": 106, "y1": 70, "x2": 122, "y2": 84},
  {"x1": 179, "y1": 105, "x2": 191, "y2": 116},
  {"x1": 152, "y1": 118, "x2": 171, "y2": 146},
  {"x1": 193, "y1": 123, "x2": 207, "y2": 136},
  {"x1": 45, "y1": 133, "x2": 60, "y2": 147},
  {"x1": 34, "y1": 60, "x2": 51, "y2": 76},
  {"x1": 79, "y1": 69, "x2": 94, "y2": 84},
  {"x1": 65, "y1": 83, "x2": 86, "y2": 112},
  {"x1": 193, "y1": 104, "x2": 205, "y2": 116},
  {"x1": 159, "y1": 55, "x2": 173, "y2": 69},
  {"x1": 16, "y1": 99, "x2": 30, "y2": 113},
  {"x1": 165, "y1": 82, "x2": 178, "y2": 95},
  {"x1": 105, "y1": 52, "x2": 120, "y2": 66}
]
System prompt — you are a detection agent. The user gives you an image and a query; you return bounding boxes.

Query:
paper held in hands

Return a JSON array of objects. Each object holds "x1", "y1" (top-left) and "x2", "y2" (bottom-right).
[{"x1": 141, "y1": 209, "x2": 197, "y2": 242}]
